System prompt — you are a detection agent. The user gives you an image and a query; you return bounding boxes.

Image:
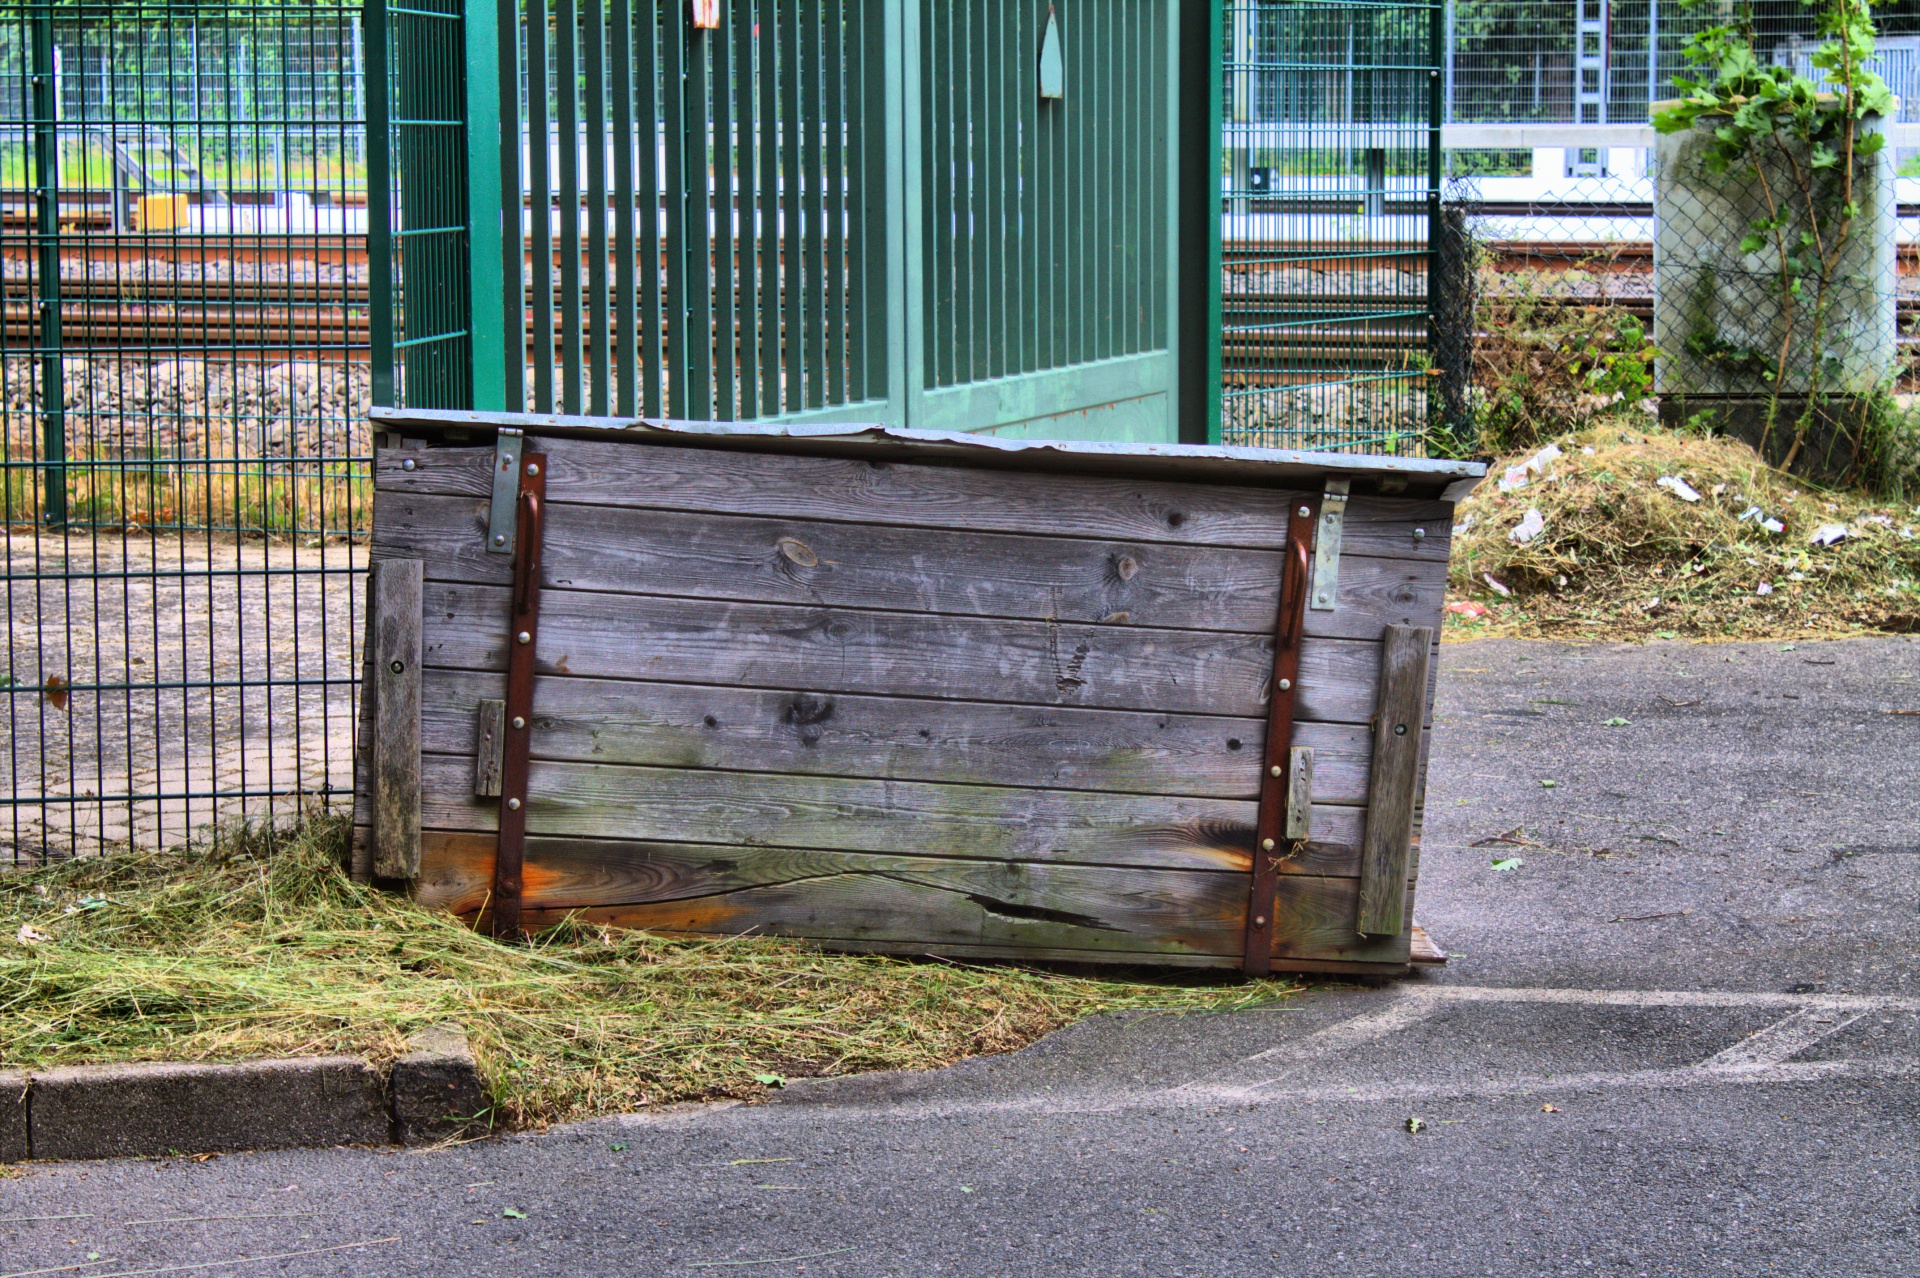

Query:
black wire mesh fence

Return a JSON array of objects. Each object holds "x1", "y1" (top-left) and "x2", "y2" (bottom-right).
[
  {"x1": 0, "y1": 1, "x2": 369, "y2": 862},
  {"x1": 1219, "y1": 0, "x2": 1454, "y2": 454}
]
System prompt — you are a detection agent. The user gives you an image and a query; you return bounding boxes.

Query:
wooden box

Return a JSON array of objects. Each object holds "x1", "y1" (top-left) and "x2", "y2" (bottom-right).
[{"x1": 355, "y1": 412, "x2": 1484, "y2": 975}]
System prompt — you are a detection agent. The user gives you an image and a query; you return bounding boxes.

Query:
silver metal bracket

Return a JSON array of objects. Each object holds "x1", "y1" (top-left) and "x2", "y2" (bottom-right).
[
  {"x1": 486, "y1": 429, "x2": 525, "y2": 554},
  {"x1": 1309, "y1": 476, "x2": 1349, "y2": 611}
]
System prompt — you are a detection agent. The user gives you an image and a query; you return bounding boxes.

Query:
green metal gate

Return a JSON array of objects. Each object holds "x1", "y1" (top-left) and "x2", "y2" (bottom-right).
[{"x1": 371, "y1": 0, "x2": 1219, "y2": 444}]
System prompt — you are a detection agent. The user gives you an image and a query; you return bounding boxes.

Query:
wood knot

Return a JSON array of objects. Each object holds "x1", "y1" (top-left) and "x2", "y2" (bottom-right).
[{"x1": 777, "y1": 537, "x2": 819, "y2": 568}]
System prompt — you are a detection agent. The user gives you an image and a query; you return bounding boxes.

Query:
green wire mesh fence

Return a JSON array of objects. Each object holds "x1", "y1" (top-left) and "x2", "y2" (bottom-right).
[
  {"x1": 0, "y1": 1, "x2": 368, "y2": 861},
  {"x1": 1219, "y1": 0, "x2": 1462, "y2": 455}
]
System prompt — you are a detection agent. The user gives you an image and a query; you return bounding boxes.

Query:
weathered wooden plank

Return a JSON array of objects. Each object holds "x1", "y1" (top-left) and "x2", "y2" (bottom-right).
[
  {"x1": 1285, "y1": 746, "x2": 1315, "y2": 841},
  {"x1": 420, "y1": 581, "x2": 1275, "y2": 717},
  {"x1": 416, "y1": 581, "x2": 1427, "y2": 724},
  {"x1": 1305, "y1": 551, "x2": 1449, "y2": 642},
  {"x1": 1271, "y1": 874, "x2": 1415, "y2": 966},
  {"x1": 414, "y1": 830, "x2": 1246, "y2": 956},
  {"x1": 415, "y1": 671, "x2": 1430, "y2": 806},
  {"x1": 408, "y1": 825, "x2": 1406, "y2": 927},
  {"x1": 370, "y1": 559, "x2": 423, "y2": 880},
  {"x1": 375, "y1": 441, "x2": 1451, "y2": 559},
  {"x1": 412, "y1": 827, "x2": 1403, "y2": 967},
  {"x1": 388, "y1": 754, "x2": 1382, "y2": 876},
  {"x1": 419, "y1": 668, "x2": 1267, "y2": 798},
  {"x1": 1357, "y1": 625, "x2": 1433, "y2": 936},
  {"x1": 374, "y1": 489, "x2": 1443, "y2": 643},
  {"x1": 375, "y1": 490, "x2": 1286, "y2": 634},
  {"x1": 472, "y1": 698, "x2": 506, "y2": 797}
]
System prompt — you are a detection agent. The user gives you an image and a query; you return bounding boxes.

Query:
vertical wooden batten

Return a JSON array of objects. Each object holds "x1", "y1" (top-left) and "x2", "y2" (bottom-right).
[
  {"x1": 371, "y1": 558, "x2": 425, "y2": 880},
  {"x1": 472, "y1": 699, "x2": 507, "y2": 797},
  {"x1": 1357, "y1": 624, "x2": 1433, "y2": 936}
]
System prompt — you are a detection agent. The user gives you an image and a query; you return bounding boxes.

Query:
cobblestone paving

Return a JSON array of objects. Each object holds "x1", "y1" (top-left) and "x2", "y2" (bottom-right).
[{"x1": 0, "y1": 531, "x2": 364, "y2": 861}]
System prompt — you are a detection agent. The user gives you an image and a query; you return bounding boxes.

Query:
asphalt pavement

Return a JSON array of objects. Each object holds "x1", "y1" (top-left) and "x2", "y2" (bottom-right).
[{"x1": 3, "y1": 636, "x2": 1917, "y2": 1278}]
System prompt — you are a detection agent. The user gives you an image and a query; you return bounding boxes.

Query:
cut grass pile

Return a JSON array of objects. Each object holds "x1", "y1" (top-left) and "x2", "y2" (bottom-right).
[
  {"x1": 1447, "y1": 425, "x2": 1920, "y2": 640},
  {"x1": 0, "y1": 818, "x2": 1291, "y2": 1128}
]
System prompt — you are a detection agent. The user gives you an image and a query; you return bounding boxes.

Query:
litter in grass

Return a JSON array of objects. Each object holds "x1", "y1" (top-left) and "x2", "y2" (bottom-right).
[
  {"x1": 1448, "y1": 426, "x2": 1920, "y2": 640},
  {"x1": 1809, "y1": 523, "x2": 1851, "y2": 547},
  {"x1": 1510, "y1": 509, "x2": 1547, "y2": 544},
  {"x1": 1657, "y1": 475, "x2": 1703, "y2": 502}
]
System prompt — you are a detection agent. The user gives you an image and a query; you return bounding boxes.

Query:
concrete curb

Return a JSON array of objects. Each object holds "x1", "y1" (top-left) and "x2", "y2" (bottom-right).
[
  {"x1": 390, "y1": 1024, "x2": 491, "y2": 1145},
  {"x1": 2, "y1": 1028, "x2": 490, "y2": 1163}
]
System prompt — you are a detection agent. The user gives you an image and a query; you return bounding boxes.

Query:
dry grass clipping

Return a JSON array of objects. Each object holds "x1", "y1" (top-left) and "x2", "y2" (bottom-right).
[
  {"x1": 1448, "y1": 425, "x2": 1920, "y2": 640},
  {"x1": 0, "y1": 818, "x2": 1293, "y2": 1128}
]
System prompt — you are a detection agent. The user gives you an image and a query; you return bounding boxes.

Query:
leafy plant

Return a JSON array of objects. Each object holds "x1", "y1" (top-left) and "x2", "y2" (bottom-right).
[{"x1": 1653, "y1": 0, "x2": 1893, "y2": 473}]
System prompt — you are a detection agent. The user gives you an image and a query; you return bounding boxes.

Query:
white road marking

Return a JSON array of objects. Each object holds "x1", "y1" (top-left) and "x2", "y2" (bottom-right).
[
  {"x1": 1414, "y1": 984, "x2": 1920, "y2": 1013},
  {"x1": 1173, "y1": 1057, "x2": 1916, "y2": 1110},
  {"x1": 1701, "y1": 1007, "x2": 1870, "y2": 1071},
  {"x1": 1241, "y1": 995, "x2": 1440, "y2": 1061}
]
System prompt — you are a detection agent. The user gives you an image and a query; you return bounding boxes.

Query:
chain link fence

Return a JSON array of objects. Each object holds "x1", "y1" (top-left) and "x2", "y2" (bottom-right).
[{"x1": 1440, "y1": 3, "x2": 1920, "y2": 483}]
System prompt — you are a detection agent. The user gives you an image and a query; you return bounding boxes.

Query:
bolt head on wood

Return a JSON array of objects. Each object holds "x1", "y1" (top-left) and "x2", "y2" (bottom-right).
[
  {"x1": 1270, "y1": 765, "x2": 1282, "y2": 778},
  {"x1": 512, "y1": 716, "x2": 526, "y2": 730},
  {"x1": 1254, "y1": 915, "x2": 1267, "y2": 927},
  {"x1": 388, "y1": 660, "x2": 403, "y2": 674},
  {"x1": 1413, "y1": 527, "x2": 1426, "y2": 539},
  {"x1": 1276, "y1": 678, "x2": 1291, "y2": 692},
  {"x1": 506, "y1": 797, "x2": 521, "y2": 811},
  {"x1": 525, "y1": 463, "x2": 540, "y2": 477},
  {"x1": 1297, "y1": 506, "x2": 1311, "y2": 518},
  {"x1": 494, "y1": 533, "x2": 508, "y2": 546},
  {"x1": 1261, "y1": 838, "x2": 1275, "y2": 852},
  {"x1": 516, "y1": 631, "x2": 531, "y2": 645},
  {"x1": 400, "y1": 457, "x2": 416, "y2": 471}
]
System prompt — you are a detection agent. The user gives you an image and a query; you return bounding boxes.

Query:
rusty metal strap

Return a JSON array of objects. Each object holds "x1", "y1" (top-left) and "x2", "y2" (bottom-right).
[
  {"x1": 491, "y1": 450, "x2": 547, "y2": 939},
  {"x1": 1243, "y1": 497, "x2": 1318, "y2": 975}
]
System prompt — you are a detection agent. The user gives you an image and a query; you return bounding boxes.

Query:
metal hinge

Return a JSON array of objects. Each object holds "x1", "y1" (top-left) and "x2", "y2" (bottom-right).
[
  {"x1": 1309, "y1": 476, "x2": 1349, "y2": 611},
  {"x1": 486, "y1": 428, "x2": 525, "y2": 554}
]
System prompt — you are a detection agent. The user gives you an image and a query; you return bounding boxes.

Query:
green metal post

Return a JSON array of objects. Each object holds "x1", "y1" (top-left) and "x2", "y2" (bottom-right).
[
  {"x1": 500, "y1": 0, "x2": 526, "y2": 412},
  {"x1": 1426, "y1": 0, "x2": 1447, "y2": 449},
  {"x1": 367, "y1": 0, "x2": 395, "y2": 408},
  {"x1": 1176, "y1": 0, "x2": 1222, "y2": 446},
  {"x1": 467, "y1": 0, "x2": 507, "y2": 411},
  {"x1": 31, "y1": 4, "x2": 64, "y2": 525}
]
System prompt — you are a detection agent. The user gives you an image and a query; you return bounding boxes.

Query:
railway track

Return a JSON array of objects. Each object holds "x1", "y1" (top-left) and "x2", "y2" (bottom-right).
[{"x1": 0, "y1": 238, "x2": 1910, "y2": 372}]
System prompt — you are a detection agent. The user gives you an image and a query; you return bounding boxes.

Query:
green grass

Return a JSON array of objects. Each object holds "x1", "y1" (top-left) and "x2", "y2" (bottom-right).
[{"x1": 0, "y1": 817, "x2": 1295, "y2": 1128}]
